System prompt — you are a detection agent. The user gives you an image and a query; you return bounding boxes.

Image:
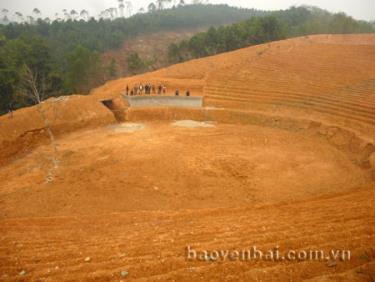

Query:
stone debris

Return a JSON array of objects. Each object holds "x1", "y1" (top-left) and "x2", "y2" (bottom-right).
[
  {"x1": 110, "y1": 123, "x2": 145, "y2": 133},
  {"x1": 120, "y1": 270, "x2": 129, "y2": 277},
  {"x1": 172, "y1": 120, "x2": 215, "y2": 128}
]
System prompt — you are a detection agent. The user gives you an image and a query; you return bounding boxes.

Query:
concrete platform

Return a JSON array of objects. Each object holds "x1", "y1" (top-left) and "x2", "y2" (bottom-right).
[{"x1": 123, "y1": 95, "x2": 204, "y2": 108}]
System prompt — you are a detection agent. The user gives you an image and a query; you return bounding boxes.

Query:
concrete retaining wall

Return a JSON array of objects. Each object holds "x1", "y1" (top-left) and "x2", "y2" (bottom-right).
[{"x1": 123, "y1": 95, "x2": 203, "y2": 108}]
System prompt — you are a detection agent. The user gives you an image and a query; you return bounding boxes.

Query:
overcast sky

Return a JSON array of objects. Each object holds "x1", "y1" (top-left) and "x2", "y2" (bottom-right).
[{"x1": 0, "y1": 0, "x2": 374, "y2": 21}]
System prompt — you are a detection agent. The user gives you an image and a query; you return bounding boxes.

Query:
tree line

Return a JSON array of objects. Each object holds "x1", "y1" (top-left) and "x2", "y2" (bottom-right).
[
  {"x1": 0, "y1": 4, "x2": 262, "y2": 114},
  {"x1": 167, "y1": 6, "x2": 375, "y2": 63},
  {"x1": 0, "y1": 1, "x2": 213, "y2": 24},
  {"x1": 1, "y1": 5, "x2": 373, "y2": 115}
]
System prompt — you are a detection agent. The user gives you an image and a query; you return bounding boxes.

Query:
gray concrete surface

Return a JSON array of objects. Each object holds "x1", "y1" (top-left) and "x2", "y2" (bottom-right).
[{"x1": 123, "y1": 95, "x2": 203, "y2": 108}]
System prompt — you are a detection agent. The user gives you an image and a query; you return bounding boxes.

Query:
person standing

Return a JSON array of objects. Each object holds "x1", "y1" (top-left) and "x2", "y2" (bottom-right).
[
  {"x1": 8, "y1": 102, "x2": 13, "y2": 118},
  {"x1": 158, "y1": 85, "x2": 162, "y2": 95}
]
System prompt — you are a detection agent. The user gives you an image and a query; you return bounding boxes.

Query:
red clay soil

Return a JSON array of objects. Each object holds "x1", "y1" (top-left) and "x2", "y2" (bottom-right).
[{"x1": 1, "y1": 34, "x2": 375, "y2": 281}]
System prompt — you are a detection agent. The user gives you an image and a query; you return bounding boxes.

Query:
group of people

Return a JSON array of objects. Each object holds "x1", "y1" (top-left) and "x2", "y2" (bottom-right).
[
  {"x1": 125, "y1": 83, "x2": 190, "y2": 97},
  {"x1": 125, "y1": 83, "x2": 165, "y2": 96}
]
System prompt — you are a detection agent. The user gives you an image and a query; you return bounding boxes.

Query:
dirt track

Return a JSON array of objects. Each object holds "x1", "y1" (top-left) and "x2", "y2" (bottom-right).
[{"x1": 1, "y1": 34, "x2": 375, "y2": 281}]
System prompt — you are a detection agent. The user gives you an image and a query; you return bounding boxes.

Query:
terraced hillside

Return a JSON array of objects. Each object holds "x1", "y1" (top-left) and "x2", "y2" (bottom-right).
[
  {"x1": 1, "y1": 34, "x2": 375, "y2": 281},
  {"x1": 203, "y1": 35, "x2": 375, "y2": 131}
]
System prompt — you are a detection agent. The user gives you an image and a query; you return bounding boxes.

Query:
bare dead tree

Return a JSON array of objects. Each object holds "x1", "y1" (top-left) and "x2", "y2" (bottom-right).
[{"x1": 20, "y1": 65, "x2": 59, "y2": 182}]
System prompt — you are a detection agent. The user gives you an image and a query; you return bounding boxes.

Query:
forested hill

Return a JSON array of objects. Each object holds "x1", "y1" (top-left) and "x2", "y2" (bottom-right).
[
  {"x1": 0, "y1": 4, "x2": 265, "y2": 115},
  {"x1": 167, "y1": 6, "x2": 375, "y2": 63},
  {"x1": 1, "y1": 4, "x2": 374, "y2": 116},
  {"x1": 1, "y1": 5, "x2": 264, "y2": 53}
]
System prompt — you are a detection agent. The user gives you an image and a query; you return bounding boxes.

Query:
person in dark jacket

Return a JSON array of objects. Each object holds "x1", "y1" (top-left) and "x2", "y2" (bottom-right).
[{"x1": 8, "y1": 102, "x2": 13, "y2": 118}]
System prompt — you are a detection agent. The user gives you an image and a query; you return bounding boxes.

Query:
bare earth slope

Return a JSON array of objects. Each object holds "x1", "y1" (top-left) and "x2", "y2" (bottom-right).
[
  {"x1": 102, "y1": 29, "x2": 205, "y2": 77},
  {"x1": 93, "y1": 34, "x2": 375, "y2": 135},
  {"x1": 1, "y1": 34, "x2": 375, "y2": 281}
]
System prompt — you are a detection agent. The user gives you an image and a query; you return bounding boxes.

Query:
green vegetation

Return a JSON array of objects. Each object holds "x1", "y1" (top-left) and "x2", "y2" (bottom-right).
[
  {"x1": 0, "y1": 4, "x2": 374, "y2": 115},
  {"x1": 0, "y1": 35, "x2": 60, "y2": 112},
  {"x1": 127, "y1": 52, "x2": 146, "y2": 73},
  {"x1": 168, "y1": 6, "x2": 375, "y2": 63},
  {"x1": 0, "y1": 4, "x2": 262, "y2": 114},
  {"x1": 65, "y1": 45, "x2": 102, "y2": 93},
  {"x1": 127, "y1": 52, "x2": 158, "y2": 74},
  {"x1": 1, "y1": 5, "x2": 260, "y2": 54},
  {"x1": 107, "y1": 58, "x2": 118, "y2": 78}
]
